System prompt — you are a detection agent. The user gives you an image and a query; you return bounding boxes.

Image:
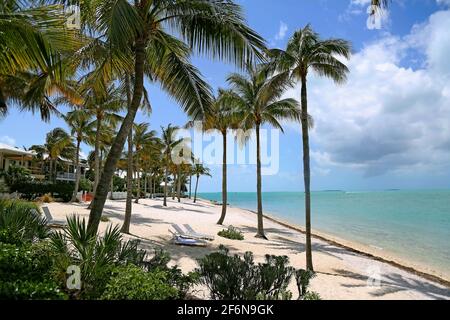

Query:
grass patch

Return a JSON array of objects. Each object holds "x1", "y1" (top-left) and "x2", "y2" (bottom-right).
[
  {"x1": 218, "y1": 226, "x2": 244, "y2": 241},
  {"x1": 100, "y1": 216, "x2": 110, "y2": 222}
]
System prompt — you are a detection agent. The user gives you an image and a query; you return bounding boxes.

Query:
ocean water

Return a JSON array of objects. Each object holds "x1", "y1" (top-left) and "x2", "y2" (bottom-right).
[{"x1": 199, "y1": 190, "x2": 450, "y2": 275}]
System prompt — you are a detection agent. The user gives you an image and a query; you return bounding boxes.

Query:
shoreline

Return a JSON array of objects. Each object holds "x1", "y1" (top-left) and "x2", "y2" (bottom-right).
[{"x1": 203, "y1": 199, "x2": 450, "y2": 288}]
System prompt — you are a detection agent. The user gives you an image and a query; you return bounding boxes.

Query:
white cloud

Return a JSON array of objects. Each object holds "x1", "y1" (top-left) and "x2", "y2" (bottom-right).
[
  {"x1": 274, "y1": 21, "x2": 288, "y2": 41},
  {"x1": 0, "y1": 136, "x2": 16, "y2": 146},
  {"x1": 284, "y1": 9, "x2": 450, "y2": 177}
]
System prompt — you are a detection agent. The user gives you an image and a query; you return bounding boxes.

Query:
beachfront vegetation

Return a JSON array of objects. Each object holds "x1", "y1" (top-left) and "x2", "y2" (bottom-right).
[
  {"x1": 269, "y1": 25, "x2": 351, "y2": 270},
  {"x1": 218, "y1": 226, "x2": 245, "y2": 241},
  {"x1": 192, "y1": 163, "x2": 212, "y2": 203}
]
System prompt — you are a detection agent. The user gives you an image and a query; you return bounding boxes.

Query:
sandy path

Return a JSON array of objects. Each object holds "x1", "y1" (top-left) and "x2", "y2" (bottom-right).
[{"x1": 43, "y1": 198, "x2": 450, "y2": 300}]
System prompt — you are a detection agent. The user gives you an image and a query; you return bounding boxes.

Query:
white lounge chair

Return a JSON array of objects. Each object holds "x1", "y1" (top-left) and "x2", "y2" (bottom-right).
[
  {"x1": 169, "y1": 230, "x2": 207, "y2": 247},
  {"x1": 171, "y1": 224, "x2": 213, "y2": 241},
  {"x1": 183, "y1": 224, "x2": 215, "y2": 241},
  {"x1": 41, "y1": 207, "x2": 66, "y2": 228}
]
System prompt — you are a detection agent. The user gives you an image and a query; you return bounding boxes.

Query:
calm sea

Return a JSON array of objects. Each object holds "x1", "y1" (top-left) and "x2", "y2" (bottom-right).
[{"x1": 199, "y1": 190, "x2": 450, "y2": 276}]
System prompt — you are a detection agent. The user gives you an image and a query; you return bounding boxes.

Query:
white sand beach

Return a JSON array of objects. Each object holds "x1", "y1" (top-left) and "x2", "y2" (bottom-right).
[{"x1": 43, "y1": 198, "x2": 450, "y2": 300}]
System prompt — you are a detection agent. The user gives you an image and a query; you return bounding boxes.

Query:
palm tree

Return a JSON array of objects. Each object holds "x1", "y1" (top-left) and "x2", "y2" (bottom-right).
[
  {"x1": 192, "y1": 164, "x2": 211, "y2": 203},
  {"x1": 64, "y1": 110, "x2": 94, "y2": 202},
  {"x1": 160, "y1": 124, "x2": 183, "y2": 207},
  {"x1": 30, "y1": 128, "x2": 76, "y2": 182},
  {"x1": 224, "y1": 64, "x2": 301, "y2": 239},
  {"x1": 132, "y1": 123, "x2": 158, "y2": 204},
  {"x1": 0, "y1": 1, "x2": 81, "y2": 120},
  {"x1": 190, "y1": 90, "x2": 239, "y2": 225},
  {"x1": 82, "y1": 0, "x2": 267, "y2": 235},
  {"x1": 269, "y1": 25, "x2": 351, "y2": 270}
]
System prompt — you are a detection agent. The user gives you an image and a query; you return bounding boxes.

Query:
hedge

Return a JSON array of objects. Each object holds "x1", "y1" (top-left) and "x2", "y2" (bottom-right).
[{"x1": 9, "y1": 181, "x2": 75, "y2": 202}]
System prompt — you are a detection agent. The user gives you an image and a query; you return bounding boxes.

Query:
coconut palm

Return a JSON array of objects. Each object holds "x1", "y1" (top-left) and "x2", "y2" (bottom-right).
[
  {"x1": 160, "y1": 124, "x2": 184, "y2": 207},
  {"x1": 269, "y1": 25, "x2": 351, "y2": 270},
  {"x1": 81, "y1": 0, "x2": 267, "y2": 235},
  {"x1": 192, "y1": 164, "x2": 211, "y2": 204},
  {"x1": 0, "y1": 1, "x2": 82, "y2": 120},
  {"x1": 224, "y1": 64, "x2": 301, "y2": 239},
  {"x1": 30, "y1": 128, "x2": 76, "y2": 182},
  {"x1": 64, "y1": 110, "x2": 94, "y2": 202}
]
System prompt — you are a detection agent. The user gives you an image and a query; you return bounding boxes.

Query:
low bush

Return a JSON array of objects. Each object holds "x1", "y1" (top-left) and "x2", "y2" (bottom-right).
[
  {"x1": 9, "y1": 181, "x2": 74, "y2": 203},
  {"x1": 0, "y1": 199, "x2": 49, "y2": 245},
  {"x1": 196, "y1": 246, "x2": 294, "y2": 300},
  {"x1": 101, "y1": 265, "x2": 179, "y2": 300},
  {"x1": 218, "y1": 226, "x2": 244, "y2": 240},
  {"x1": 295, "y1": 269, "x2": 321, "y2": 300},
  {"x1": 0, "y1": 279, "x2": 68, "y2": 300}
]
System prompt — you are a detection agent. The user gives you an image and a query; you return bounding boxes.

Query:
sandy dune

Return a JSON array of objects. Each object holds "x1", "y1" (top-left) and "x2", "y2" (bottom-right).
[{"x1": 43, "y1": 198, "x2": 450, "y2": 300}]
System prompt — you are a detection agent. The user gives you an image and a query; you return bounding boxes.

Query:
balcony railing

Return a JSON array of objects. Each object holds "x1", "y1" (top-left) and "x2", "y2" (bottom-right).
[{"x1": 56, "y1": 172, "x2": 77, "y2": 181}]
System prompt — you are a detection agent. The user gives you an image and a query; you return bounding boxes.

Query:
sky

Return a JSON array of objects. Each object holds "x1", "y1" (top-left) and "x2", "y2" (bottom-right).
[{"x1": 1, "y1": 0, "x2": 449, "y2": 193}]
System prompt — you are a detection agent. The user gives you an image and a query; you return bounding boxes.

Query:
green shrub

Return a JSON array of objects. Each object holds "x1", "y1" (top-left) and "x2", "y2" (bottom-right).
[
  {"x1": 0, "y1": 165, "x2": 31, "y2": 186},
  {"x1": 218, "y1": 226, "x2": 244, "y2": 240},
  {"x1": 0, "y1": 279, "x2": 68, "y2": 300},
  {"x1": 295, "y1": 269, "x2": 318, "y2": 300},
  {"x1": 0, "y1": 199, "x2": 49, "y2": 245},
  {"x1": 78, "y1": 178, "x2": 92, "y2": 192},
  {"x1": 50, "y1": 216, "x2": 147, "y2": 299},
  {"x1": 196, "y1": 246, "x2": 294, "y2": 300},
  {"x1": 101, "y1": 265, "x2": 179, "y2": 300},
  {"x1": 8, "y1": 181, "x2": 74, "y2": 203}
]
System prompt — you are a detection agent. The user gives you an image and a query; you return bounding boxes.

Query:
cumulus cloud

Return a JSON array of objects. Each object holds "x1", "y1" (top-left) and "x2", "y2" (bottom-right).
[
  {"x1": 0, "y1": 136, "x2": 16, "y2": 146},
  {"x1": 284, "y1": 9, "x2": 450, "y2": 177},
  {"x1": 274, "y1": 21, "x2": 288, "y2": 41}
]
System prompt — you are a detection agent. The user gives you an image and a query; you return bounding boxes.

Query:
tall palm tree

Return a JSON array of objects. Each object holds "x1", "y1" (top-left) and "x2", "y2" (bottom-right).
[
  {"x1": 132, "y1": 123, "x2": 158, "y2": 204},
  {"x1": 190, "y1": 90, "x2": 239, "y2": 224},
  {"x1": 82, "y1": 0, "x2": 267, "y2": 235},
  {"x1": 0, "y1": 1, "x2": 81, "y2": 120},
  {"x1": 269, "y1": 25, "x2": 351, "y2": 270},
  {"x1": 160, "y1": 124, "x2": 183, "y2": 207},
  {"x1": 224, "y1": 64, "x2": 301, "y2": 239},
  {"x1": 64, "y1": 110, "x2": 94, "y2": 202},
  {"x1": 192, "y1": 163, "x2": 211, "y2": 203},
  {"x1": 30, "y1": 128, "x2": 76, "y2": 182}
]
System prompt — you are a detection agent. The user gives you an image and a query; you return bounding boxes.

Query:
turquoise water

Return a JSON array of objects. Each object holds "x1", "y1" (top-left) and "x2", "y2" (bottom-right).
[{"x1": 199, "y1": 190, "x2": 450, "y2": 275}]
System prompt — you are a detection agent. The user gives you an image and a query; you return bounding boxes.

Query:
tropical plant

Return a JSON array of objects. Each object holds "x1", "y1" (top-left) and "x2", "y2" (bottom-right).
[
  {"x1": 224, "y1": 64, "x2": 300, "y2": 239},
  {"x1": 49, "y1": 216, "x2": 146, "y2": 299},
  {"x1": 192, "y1": 163, "x2": 211, "y2": 204},
  {"x1": 0, "y1": 165, "x2": 31, "y2": 186},
  {"x1": 83, "y1": 0, "x2": 266, "y2": 235},
  {"x1": 29, "y1": 128, "x2": 76, "y2": 182},
  {"x1": 0, "y1": 1, "x2": 82, "y2": 120},
  {"x1": 269, "y1": 25, "x2": 351, "y2": 270},
  {"x1": 218, "y1": 226, "x2": 244, "y2": 241},
  {"x1": 0, "y1": 199, "x2": 49, "y2": 245},
  {"x1": 64, "y1": 109, "x2": 94, "y2": 202},
  {"x1": 295, "y1": 269, "x2": 319, "y2": 300},
  {"x1": 196, "y1": 246, "x2": 294, "y2": 300}
]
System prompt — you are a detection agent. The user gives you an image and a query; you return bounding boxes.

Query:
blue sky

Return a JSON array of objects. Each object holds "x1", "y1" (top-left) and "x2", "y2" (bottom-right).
[{"x1": 1, "y1": 0, "x2": 450, "y2": 193}]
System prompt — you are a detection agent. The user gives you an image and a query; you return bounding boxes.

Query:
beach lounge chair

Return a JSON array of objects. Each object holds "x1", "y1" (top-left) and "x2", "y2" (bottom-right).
[
  {"x1": 170, "y1": 224, "x2": 213, "y2": 241},
  {"x1": 169, "y1": 230, "x2": 207, "y2": 247},
  {"x1": 183, "y1": 224, "x2": 215, "y2": 241},
  {"x1": 41, "y1": 207, "x2": 66, "y2": 228}
]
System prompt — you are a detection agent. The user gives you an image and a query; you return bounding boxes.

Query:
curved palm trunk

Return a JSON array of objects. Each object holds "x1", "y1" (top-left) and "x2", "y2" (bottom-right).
[
  {"x1": 122, "y1": 101, "x2": 134, "y2": 234},
  {"x1": 301, "y1": 76, "x2": 314, "y2": 271},
  {"x1": 109, "y1": 175, "x2": 114, "y2": 200},
  {"x1": 71, "y1": 138, "x2": 82, "y2": 202},
  {"x1": 217, "y1": 131, "x2": 228, "y2": 225},
  {"x1": 255, "y1": 124, "x2": 266, "y2": 239},
  {"x1": 87, "y1": 40, "x2": 146, "y2": 235},
  {"x1": 188, "y1": 174, "x2": 192, "y2": 199},
  {"x1": 176, "y1": 167, "x2": 181, "y2": 203},
  {"x1": 88, "y1": 116, "x2": 102, "y2": 209},
  {"x1": 193, "y1": 175, "x2": 199, "y2": 203},
  {"x1": 172, "y1": 171, "x2": 176, "y2": 200}
]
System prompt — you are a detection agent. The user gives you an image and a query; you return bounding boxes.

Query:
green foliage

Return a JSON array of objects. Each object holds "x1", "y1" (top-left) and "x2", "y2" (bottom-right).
[
  {"x1": 0, "y1": 242, "x2": 67, "y2": 300},
  {"x1": 112, "y1": 175, "x2": 126, "y2": 192},
  {"x1": 78, "y1": 178, "x2": 93, "y2": 192},
  {"x1": 50, "y1": 216, "x2": 147, "y2": 299},
  {"x1": 196, "y1": 246, "x2": 294, "y2": 300},
  {"x1": 101, "y1": 265, "x2": 179, "y2": 300},
  {"x1": 0, "y1": 165, "x2": 31, "y2": 186},
  {"x1": 218, "y1": 226, "x2": 244, "y2": 241},
  {"x1": 9, "y1": 181, "x2": 75, "y2": 202},
  {"x1": 0, "y1": 199, "x2": 49, "y2": 245},
  {"x1": 295, "y1": 269, "x2": 318, "y2": 300}
]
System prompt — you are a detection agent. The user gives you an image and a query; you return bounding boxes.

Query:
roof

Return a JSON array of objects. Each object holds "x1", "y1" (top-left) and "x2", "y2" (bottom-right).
[{"x1": 0, "y1": 143, "x2": 35, "y2": 156}]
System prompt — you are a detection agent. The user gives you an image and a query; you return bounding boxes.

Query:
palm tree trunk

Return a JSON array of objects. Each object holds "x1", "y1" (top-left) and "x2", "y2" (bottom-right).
[
  {"x1": 93, "y1": 117, "x2": 101, "y2": 193},
  {"x1": 255, "y1": 124, "x2": 266, "y2": 239},
  {"x1": 217, "y1": 131, "x2": 228, "y2": 225},
  {"x1": 122, "y1": 108, "x2": 134, "y2": 234},
  {"x1": 109, "y1": 174, "x2": 114, "y2": 200},
  {"x1": 49, "y1": 159, "x2": 53, "y2": 183},
  {"x1": 194, "y1": 175, "x2": 199, "y2": 203},
  {"x1": 189, "y1": 174, "x2": 192, "y2": 199},
  {"x1": 301, "y1": 76, "x2": 314, "y2": 271},
  {"x1": 86, "y1": 40, "x2": 146, "y2": 235},
  {"x1": 172, "y1": 171, "x2": 176, "y2": 200},
  {"x1": 71, "y1": 138, "x2": 82, "y2": 202},
  {"x1": 163, "y1": 162, "x2": 168, "y2": 207},
  {"x1": 135, "y1": 160, "x2": 140, "y2": 204},
  {"x1": 177, "y1": 167, "x2": 181, "y2": 203}
]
